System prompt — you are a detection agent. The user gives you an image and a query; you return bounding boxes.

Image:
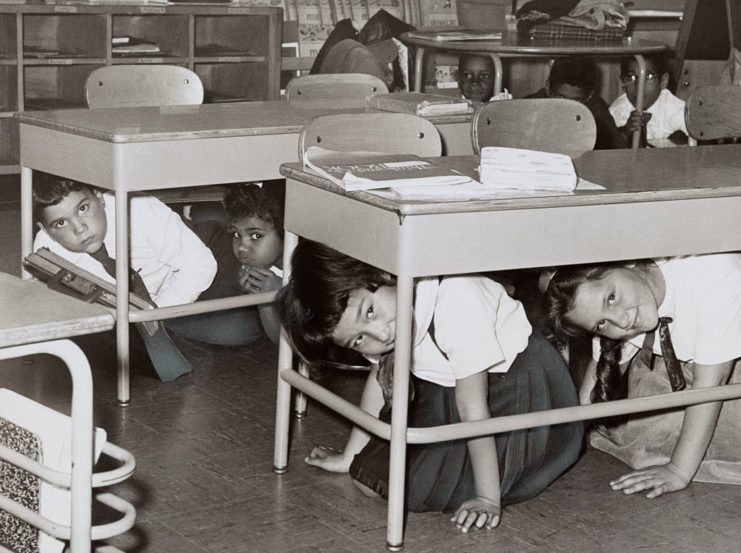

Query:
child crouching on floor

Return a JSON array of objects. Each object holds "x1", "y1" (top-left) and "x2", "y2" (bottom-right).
[{"x1": 277, "y1": 239, "x2": 583, "y2": 533}]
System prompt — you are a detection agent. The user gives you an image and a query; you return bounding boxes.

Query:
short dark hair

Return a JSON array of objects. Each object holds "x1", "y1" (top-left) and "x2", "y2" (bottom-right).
[
  {"x1": 620, "y1": 52, "x2": 670, "y2": 77},
  {"x1": 277, "y1": 239, "x2": 395, "y2": 369},
  {"x1": 458, "y1": 52, "x2": 495, "y2": 73},
  {"x1": 32, "y1": 172, "x2": 96, "y2": 219},
  {"x1": 223, "y1": 181, "x2": 285, "y2": 232},
  {"x1": 548, "y1": 56, "x2": 597, "y2": 93}
]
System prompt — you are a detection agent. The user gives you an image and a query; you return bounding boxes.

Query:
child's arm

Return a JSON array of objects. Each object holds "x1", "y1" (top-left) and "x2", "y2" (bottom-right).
[
  {"x1": 305, "y1": 366, "x2": 384, "y2": 473},
  {"x1": 451, "y1": 370, "x2": 501, "y2": 533},
  {"x1": 579, "y1": 358, "x2": 598, "y2": 404},
  {"x1": 237, "y1": 266, "x2": 282, "y2": 343},
  {"x1": 610, "y1": 360, "x2": 734, "y2": 498}
]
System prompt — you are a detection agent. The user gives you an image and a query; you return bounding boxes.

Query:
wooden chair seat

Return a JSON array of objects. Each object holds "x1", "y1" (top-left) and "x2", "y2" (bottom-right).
[
  {"x1": 299, "y1": 112, "x2": 442, "y2": 158},
  {"x1": 472, "y1": 98, "x2": 597, "y2": 156},
  {"x1": 285, "y1": 73, "x2": 388, "y2": 109},
  {"x1": 685, "y1": 84, "x2": 741, "y2": 143},
  {"x1": 85, "y1": 65, "x2": 204, "y2": 108}
]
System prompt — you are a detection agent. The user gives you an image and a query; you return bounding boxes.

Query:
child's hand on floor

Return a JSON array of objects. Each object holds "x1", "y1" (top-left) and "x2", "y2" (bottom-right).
[
  {"x1": 451, "y1": 496, "x2": 501, "y2": 533},
  {"x1": 238, "y1": 265, "x2": 282, "y2": 294},
  {"x1": 304, "y1": 445, "x2": 353, "y2": 473},
  {"x1": 609, "y1": 463, "x2": 690, "y2": 498}
]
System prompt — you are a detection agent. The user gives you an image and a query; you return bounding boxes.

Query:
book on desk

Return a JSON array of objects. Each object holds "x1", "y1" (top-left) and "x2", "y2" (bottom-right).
[{"x1": 367, "y1": 92, "x2": 473, "y2": 117}]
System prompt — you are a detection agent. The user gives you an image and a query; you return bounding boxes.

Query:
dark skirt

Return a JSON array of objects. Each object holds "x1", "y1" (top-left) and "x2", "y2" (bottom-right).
[{"x1": 349, "y1": 331, "x2": 584, "y2": 513}]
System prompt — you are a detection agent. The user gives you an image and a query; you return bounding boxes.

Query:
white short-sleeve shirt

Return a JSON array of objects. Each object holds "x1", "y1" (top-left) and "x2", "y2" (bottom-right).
[
  {"x1": 609, "y1": 88, "x2": 687, "y2": 140},
  {"x1": 409, "y1": 276, "x2": 532, "y2": 387}
]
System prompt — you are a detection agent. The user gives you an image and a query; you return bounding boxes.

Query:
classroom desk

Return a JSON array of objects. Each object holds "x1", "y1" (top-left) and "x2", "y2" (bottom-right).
[
  {"x1": 401, "y1": 31, "x2": 670, "y2": 148},
  {"x1": 15, "y1": 100, "x2": 473, "y2": 404},
  {"x1": 275, "y1": 144, "x2": 741, "y2": 550},
  {"x1": 0, "y1": 273, "x2": 135, "y2": 553}
]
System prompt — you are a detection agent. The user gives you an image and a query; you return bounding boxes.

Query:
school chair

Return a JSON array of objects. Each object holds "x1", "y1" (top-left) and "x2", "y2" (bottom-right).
[
  {"x1": 684, "y1": 84, "x2": 741, "y2": 146},
  {"x1": 85, "y1": 64, "x2": 204, "y2": 108},
  {"x1": 84, "y1": 64, "x2": 222, "y2": 210},
  {"x1": 285, "y1": 73, "x2": 389, "y2": 109},
  {"x1": 471, "y1": 98, "x2": 597, "y2": 157},
  {"x1": 299, "y1": 111, "x2": 442, "y2": 158}
]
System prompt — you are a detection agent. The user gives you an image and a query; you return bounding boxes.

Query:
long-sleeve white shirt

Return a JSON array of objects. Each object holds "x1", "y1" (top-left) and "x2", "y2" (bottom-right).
[{"x1": 34, "y1": 193, "x2": 216, "y2": 307}]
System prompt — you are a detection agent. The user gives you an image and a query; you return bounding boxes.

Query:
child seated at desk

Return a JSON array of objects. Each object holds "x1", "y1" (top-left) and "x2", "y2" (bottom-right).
[
  {"x1": 609, "y1": 53, "x2": 688, "y2": 147},
  {"x1": 32, "y1": 173, "x2": 217, "y2": 382},
  {"x1": 278, "y1": 240, "x2": 583, "y2": 534},
  {"x1": 525, "y1": 56, "x2": 627, "y2": 150},
  {"x1": 172, "y1": 182, "x2": 284, "y2": 345}
]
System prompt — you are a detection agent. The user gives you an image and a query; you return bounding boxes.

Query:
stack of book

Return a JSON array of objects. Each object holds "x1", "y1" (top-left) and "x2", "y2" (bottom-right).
[
  {"x1": 478, "y1": 147, "x2": 578, "y2": 192},
  {"x1": 522, "y1": 21, "x2": 626, "y2": 41},
  {"x1": 112, "y1": 36, "x2": 161, "y2": 55}
]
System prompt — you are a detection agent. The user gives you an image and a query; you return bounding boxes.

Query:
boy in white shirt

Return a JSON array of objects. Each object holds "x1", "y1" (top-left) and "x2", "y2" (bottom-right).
[
  {"x1": 33, "y1": 172, "x2": 217, "y2": 381},
  {"x1": 609, "y1": 53, "x2": 688, "y2": 147}
]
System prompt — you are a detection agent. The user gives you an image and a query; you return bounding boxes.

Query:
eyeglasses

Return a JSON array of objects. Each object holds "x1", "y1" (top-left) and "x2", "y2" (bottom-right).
[
  {"x1": 619, "y1": 72, "x2": 660, "y2": 84},
  {"x1": 547, "y1": 90, "x2": 593, "y2": 104}
]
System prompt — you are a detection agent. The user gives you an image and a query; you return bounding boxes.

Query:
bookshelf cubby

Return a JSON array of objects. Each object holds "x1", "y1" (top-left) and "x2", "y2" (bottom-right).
[{"x1": 0, "y1": 1, "x2": 283, "y2": 174}]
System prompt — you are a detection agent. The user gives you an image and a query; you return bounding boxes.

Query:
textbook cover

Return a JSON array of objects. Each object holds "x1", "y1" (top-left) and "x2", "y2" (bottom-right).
[
  {"x1": 367, "y1": 92, "x2": 473, "y2": 117},
  {"x1": 303, "y1": 146, "x2": 472, "y2": 191}
]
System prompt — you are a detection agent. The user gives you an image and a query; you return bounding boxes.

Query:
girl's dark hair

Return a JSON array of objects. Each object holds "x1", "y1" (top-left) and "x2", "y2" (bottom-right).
[
  {"x1": 223, "y1": 181, "x2": 285, "y2": 232},
  {"x1": 32, "y1": 172, "x2": 95, "y2": 219},
  {"x1": 276, "y1": 239, "x2": 396, "y2": 373},
  {"x1": 544, "y1": 261, "x2": 650, "y2": 403}
]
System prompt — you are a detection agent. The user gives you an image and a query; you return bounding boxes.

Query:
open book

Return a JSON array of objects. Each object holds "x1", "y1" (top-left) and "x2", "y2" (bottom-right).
[
  {"x1": 302, "y1": 146, "x2": 473, "y2": 192},
  {"x1": 367, "y1": 92, "x2": 473, "y2": 117},
  {"x1": 479, "y1": 147, "x2": 578, "y2": 192}
]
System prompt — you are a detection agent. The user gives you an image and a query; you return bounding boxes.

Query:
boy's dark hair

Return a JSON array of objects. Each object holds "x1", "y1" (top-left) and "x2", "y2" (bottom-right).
[
  {"x1": 620, "y1": 52, "x2": 670, "y2": 77},
  {"x1": 548, "y1": 56, "x2": 597, "y2": 93},
  {"x1": 32, "y1": 172, "x2": 95, "y2": 219},
  {"x1": 457, "y1": 53, "x2": 495, "y2": 74},
  {"x1": 223, "y1": 181, "x2": 286, "y2": 231},
  {"x1": 276, "y1": 239, "x2": 395, "y2": 370}
]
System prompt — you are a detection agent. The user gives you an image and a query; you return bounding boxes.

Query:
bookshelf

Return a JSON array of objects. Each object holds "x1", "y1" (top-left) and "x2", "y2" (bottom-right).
[{"x1": 0, "y1": 1, "x2": 283, "y2": 174}]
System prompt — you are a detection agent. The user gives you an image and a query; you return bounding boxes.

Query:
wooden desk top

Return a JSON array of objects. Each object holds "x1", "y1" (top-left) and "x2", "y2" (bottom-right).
[
  {"x1": 280, "y1": 144, "x2": 741, "y2": 216},
  {"x1": 0, "y1": 273, "x2": 114, "y2": 348},
  {"x1": 14, "y1": 100, "x2": 473, "y2": 144},
  {"x1": 400, "y1": 31, "x2": 670, "y2": 56}
]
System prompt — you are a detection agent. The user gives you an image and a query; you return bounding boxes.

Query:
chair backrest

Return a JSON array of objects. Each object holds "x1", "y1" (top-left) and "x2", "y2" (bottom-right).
[
  {"x1": 471, "y1": 98, "x2": 597, "y2": 156},
  {"x1": 298, "y1": 112, "x2": 442, "y2": 158},
  {"x1": 85, "y1": 65, "x2": 204, "y2": 108},
  {"x1": 285, "y1": 73, "x2": 388, "y2": 109},
  {"x1": 685, "y1": 84, "x2": 741, "y2": 142}
]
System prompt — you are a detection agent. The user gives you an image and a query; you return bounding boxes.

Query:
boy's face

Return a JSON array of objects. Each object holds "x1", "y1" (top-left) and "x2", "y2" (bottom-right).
[
  {"x1": 332, "y1": 285, "x2": 397, "y2": 356},
  {"x1": 229, "y1": 215, "x2": 283, "y2": 269},
  {"x1": 458, "y1": 56, "x2": 495, "y2": 103},
  {"x1": 621, "y1": 59, "x2": 668, "y2": 110},
  {"x1": 37, "y1": 188, "x2": 107, "y2": 254}
]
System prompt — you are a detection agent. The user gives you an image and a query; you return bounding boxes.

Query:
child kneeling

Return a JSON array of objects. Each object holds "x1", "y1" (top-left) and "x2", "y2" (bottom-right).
[{"x1": 278, "y1": 240, "x2": 583, "y2": 533}]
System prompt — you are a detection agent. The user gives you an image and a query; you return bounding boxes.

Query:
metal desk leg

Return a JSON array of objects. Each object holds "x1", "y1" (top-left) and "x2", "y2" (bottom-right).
[
  {"x1": 115, "y1": 189, "x2": 131, "y2": 406},
  {"x1": 20, "y1": 167, "x2": 33, "y2": 280},
  {"x1": 385, "y1": 274, "x2": 414, "y2": 551},
  {"x1": 488, "y1": 53, "x2": 503, "y2": 95},
  {"x1": 273, "y1": 230, "x2": 298, "y2": 473},
  {"x1": 413, "y1": 46, "x2": 426, "y2": 92},
  {"x1": 631, "y1": 54, "x2": 647, "y2": 149}
]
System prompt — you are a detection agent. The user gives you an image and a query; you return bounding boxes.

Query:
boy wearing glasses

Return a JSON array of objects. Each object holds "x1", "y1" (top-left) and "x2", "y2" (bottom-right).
[
  {"x1": 609, "y1": 53, "x2": 687, "y2": 146},
  {"x1": 525, "y1": 56, "x2": 626, "y2": 149}
]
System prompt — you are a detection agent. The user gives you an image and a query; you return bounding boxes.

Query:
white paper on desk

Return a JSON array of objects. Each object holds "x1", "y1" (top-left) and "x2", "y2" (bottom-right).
[
  {"x1": 0, "y1": 389, "x2": 107, "y2": 553},
  {"x1": 370, "y1": 176, "x2": 604, "y2": 201}
]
